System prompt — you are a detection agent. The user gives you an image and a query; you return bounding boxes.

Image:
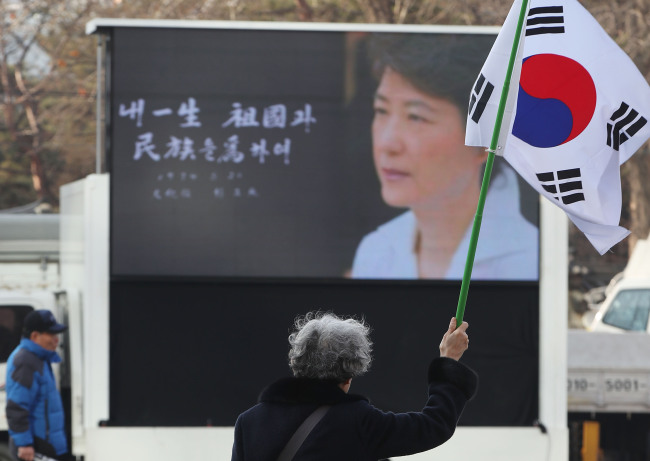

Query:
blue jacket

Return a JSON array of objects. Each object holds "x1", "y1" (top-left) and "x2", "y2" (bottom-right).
[
  {"x1": 5, "y1": 338, "x2": 68, "y2": 456},
  {"x1": 232, "y1": 357, "x2": 478, "y2": 461}
]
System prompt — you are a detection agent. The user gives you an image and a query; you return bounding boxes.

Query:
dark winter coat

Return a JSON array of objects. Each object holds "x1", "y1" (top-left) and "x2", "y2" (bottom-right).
[
  {"x1": 231, "y1": 357, "x2": 478, "y2": 461},
  {"x1": 5, "y1": 338, "x2": 68, "y2": 456}
]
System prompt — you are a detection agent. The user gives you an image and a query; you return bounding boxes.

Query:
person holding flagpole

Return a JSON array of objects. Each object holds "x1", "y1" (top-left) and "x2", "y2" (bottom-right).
[
  {"x1": 231, "y1": 311, "x2": 476, "y2": 461},
  {"x1": 351, "y1": 33, "x2": 539, "y2": 281}
]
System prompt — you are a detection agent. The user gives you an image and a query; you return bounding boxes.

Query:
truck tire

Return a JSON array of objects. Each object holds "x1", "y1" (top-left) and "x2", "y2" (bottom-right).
[{"x1": 0, "y1": 443, "x2": 12, "y2": 461}]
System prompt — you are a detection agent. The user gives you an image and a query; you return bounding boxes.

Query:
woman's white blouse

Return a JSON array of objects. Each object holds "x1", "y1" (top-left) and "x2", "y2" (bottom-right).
[{"x1": 351, "y1": 166, "x2": 539, "y2": 281}]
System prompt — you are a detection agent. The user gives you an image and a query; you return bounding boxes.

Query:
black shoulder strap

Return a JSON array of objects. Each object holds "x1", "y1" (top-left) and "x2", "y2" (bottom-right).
[{"x1": 276, "y1": 405, "x2": 332, "y2": 461}]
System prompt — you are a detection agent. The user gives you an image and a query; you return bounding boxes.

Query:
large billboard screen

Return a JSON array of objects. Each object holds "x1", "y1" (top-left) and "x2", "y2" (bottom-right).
[
  {"x1": 109, "y1": 25, "x2": 539, "y2": 281},
  {"x1": 102, "y1": 22, "x2": 541, "y2": 429}
]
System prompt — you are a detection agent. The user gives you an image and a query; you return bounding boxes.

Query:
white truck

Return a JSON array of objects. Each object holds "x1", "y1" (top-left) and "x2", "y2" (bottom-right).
[{"x1": 58, "y1": 174, "x2": 569, "y2": 461}]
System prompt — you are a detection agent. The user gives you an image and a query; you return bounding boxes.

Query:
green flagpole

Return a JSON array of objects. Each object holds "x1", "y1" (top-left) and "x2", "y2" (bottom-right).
[{"x1": 455, "y1": 0, "x2": 530, "y2": 327}]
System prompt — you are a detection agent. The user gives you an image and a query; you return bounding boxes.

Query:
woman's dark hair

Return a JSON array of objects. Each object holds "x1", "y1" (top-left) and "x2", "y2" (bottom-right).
[
  {"x1": 368, "y1": 32, "x2": 507, "y2": 182},
  {"x1": 368, "y1": 33, "x2": 495, "y2": 117}
]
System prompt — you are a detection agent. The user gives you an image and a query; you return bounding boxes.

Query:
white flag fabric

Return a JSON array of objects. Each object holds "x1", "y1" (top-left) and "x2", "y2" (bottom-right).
[{"x1": 466, "y1": 0, "x2": 650, "y2": 255}]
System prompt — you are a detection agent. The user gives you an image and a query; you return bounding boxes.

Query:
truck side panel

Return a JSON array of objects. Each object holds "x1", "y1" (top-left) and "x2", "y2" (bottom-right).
[{"x1": 60, "y1": 174, "x2": 110, "y2": 456}]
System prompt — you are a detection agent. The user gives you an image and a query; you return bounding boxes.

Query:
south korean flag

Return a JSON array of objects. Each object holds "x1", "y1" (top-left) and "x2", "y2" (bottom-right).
[{"x1": 466, "y1": 0, "x2": 650, "y2": 255}]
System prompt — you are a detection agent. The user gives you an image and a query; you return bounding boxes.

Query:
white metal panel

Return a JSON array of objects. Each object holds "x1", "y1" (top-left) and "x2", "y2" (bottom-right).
[
  {"x1": 86, "y1": 18, "x2": 500, "y2": 35},
  {"x1": 0, "y1": 263, "x2": 59, "y2": 290},
  {"x1": 0, "y1": 290, "x2": 57, "y2": 307},
  {"x1": 568, "y1": 330, "x2": 650, "y2": 412},
  {"x1": 61, "y1": 177, "x2": 89, "y2": 455},
  {"x1": 82, "y1": 175, "x2": 110, "y2": 430},
  {"x1": 60, "y1": 174, "x2": 110, "y2": 457},
  {"x1": 84, "y1": 426, "x2": 564, "y2": 461},
  {"x1": 539, "y1": 197, "x2": 569, "y2": 443}
]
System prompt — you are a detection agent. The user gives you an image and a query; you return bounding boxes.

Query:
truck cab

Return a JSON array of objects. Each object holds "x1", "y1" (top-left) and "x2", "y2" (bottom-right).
[{"x1": 589, "y1": 278, "x2": 650, "y2": 333}]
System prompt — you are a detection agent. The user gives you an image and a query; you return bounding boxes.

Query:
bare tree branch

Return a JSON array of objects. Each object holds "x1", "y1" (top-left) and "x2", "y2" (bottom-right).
[{"x1": 295, "y1": 0, "x2": 313, "y2": 21}]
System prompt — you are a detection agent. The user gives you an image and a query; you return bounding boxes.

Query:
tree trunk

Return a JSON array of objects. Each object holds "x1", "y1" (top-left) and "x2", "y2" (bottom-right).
[
  {"x1": 625, "y1": 146, "x2": 650, "y2": 251},
  {"x1": 294, "y1": 0, "x2": 313, "y2": 21},
  {"x1": 355, "y1": 0, "x2": 395, "y2": 23}
]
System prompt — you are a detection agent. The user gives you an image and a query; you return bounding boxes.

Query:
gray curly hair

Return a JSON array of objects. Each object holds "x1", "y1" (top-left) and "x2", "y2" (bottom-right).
[{"x1": 288, "y1": 312, "x2": 373, "y2": 381}]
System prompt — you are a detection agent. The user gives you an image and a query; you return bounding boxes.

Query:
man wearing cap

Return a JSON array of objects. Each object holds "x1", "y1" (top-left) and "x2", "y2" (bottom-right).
[{"x1": 5, "y1": 310, "x2": 69, "y2": 461}]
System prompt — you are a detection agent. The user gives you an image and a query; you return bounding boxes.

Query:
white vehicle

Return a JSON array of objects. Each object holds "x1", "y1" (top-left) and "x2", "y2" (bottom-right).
[
  {"x1": 78, "y1": 15, "x2": 572, "y2": 461},
  {"x1": 56, "y1": 173, "x2": 569, "y2": 461},
  {"x1": 589, "y1": 278, "x2": 650, "y2": 333}
]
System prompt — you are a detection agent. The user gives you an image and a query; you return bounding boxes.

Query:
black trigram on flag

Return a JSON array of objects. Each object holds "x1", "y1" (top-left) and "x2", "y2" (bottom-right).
[
  {"x1": 468, "y1": 74, "x2": 494, "y2": 123},
  {"x1": 536, "y1": 168, "x2": 585, "y2": 205},
  {"x1": 607, "y1": 102, "x2": 648, "y2": 151},
  {"x1": 526, "y1": 6, "x2": 565, "y2": 36}
]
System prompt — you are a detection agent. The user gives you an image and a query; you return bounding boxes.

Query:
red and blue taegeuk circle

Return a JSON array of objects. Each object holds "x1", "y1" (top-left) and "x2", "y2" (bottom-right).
[{"x1": 512, "y1": 54, "x2": 597, "y2": 148}]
